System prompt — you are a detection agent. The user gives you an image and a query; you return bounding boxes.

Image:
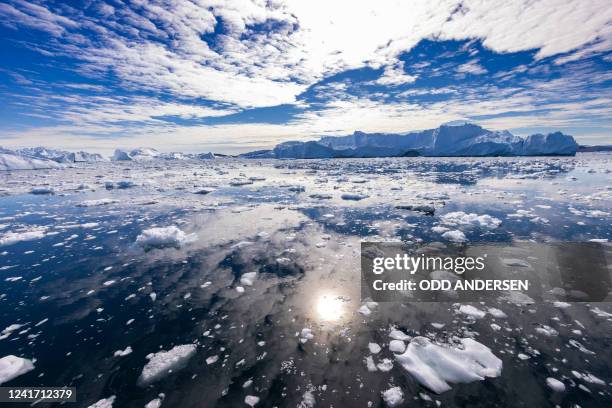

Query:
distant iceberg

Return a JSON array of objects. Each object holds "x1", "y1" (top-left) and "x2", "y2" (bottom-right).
[
  {"x1": 0, "y1": 149, "x2": 63, "y2": 171},
  {"x1": 242, "y1": 123, "x2": 578, "y2": 158}
]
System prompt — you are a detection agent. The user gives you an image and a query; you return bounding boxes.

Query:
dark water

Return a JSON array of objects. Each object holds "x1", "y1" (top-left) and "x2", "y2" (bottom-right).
[{"x1": 0, "y1": 155, "x2": 610, "y2": 407}]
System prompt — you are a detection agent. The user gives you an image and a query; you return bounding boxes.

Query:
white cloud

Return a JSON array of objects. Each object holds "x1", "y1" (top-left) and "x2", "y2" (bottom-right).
[
  {"x1": 374, "y1": 62, "x2": 418, "y2": 86},
  {"x1": 2, "y1": 0, "x2": 610, "y2": 108},
  {"x1": 456, "y1": 59, "x2": 487, "y2": 75},
  {"x1": 0, "y1": 0, "x2": 611, "y2": 150}
]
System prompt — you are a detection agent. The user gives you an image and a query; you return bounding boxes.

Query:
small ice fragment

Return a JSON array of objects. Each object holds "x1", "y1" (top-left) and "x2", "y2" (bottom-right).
[
  {"x1": 381, "y1": 386, "x2": 404, "y2": 407},
  {"x1": 244, "y1": 395, "x2": 260, "y2": 406},
  {"x1": 114, "y1": 346, "x2": 133, "y2": 357},
  {"x1": 368, "y1": 343, "x2": 381, "y2": 354},
  {"x1": 442, "y1": 230, "x2": 467, "y2": 243},
  {"x1": 136, "y1": 226, "x2": 196, "y2": 249},
  {"x1": 501, "y1": 258, "x2": 531, "y2": 268},
  {"x1": 299, "y1": 328, "x2": 314, "y2": 343},
  {"x1": 87, "y1": 396, "x2": 116, "y2": 408},
  {"x1": 240, "y1": 272, "x2": 257, "y2": 286},
  {"x1": 144, "y1": 397, "x2": 163, "y2": 408},
  {"x1": 458, "y1": 305, "x2": 486, "y2": 319},
  {"x1": 546, "y1": 377, "x2": 565, "y2": 392}
]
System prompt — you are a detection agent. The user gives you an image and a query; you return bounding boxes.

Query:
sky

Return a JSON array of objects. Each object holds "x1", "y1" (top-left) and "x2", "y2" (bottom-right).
[{"x1": 0, "y1": 0, "x2": 611, "y2": 154}]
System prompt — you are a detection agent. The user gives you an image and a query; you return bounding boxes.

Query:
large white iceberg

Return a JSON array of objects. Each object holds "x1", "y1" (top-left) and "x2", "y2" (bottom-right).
[
  {"x1": 0, "y1": 151, "x2": 63, "y2": 171},
  {"x1": 251, "y1": 123, "x2": 578, "y2": 158},
  {"x1": 394, "y1": 336, "x2": 502, "y2": 394}
]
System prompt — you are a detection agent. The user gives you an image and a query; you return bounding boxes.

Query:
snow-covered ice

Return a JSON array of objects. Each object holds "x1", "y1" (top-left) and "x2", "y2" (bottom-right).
[{"x1": 138, "y1": 344, "x2": 197, "y2": 385}]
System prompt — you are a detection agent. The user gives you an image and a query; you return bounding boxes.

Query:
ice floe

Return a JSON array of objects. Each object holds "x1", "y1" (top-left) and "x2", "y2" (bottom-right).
[
  {"x1": 394, "y1": 337, "x2": 502, "y2": 393},
  {"x1": 136, "y1": 226, "x2": 196, "y2": 249},
  {"x1": 0, "y1": 355, "x2": 35, "y2": 384},
  {"x1": 138, "y1": 344, "x2": 197, "y2": 385}
]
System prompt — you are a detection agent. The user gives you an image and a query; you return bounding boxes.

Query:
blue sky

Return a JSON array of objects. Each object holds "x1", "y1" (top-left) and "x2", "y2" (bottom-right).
[{"x1": 0, "y1": 0, "x2": 611, "y2": 154}]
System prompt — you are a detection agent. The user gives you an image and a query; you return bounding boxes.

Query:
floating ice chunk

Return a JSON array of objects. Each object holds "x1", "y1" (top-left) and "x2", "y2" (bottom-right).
[
  {"x1": 87, "y1": 396, "x2": 116, "y2": 408},
  {"x1": 377, "y1": 358, "x2": 394, "y2": 372},
  {"x1": 0, "y1": 355, "x2": 35, "y2": 384},
  {"x1": 368, "y1": 343, "x2": 382, "y2": 354},
  {"x1": 300, "y1": 391, "x2": 316, "y2": 407},
  {"x1": 458, "y1": 305, "x2": 486, "y2": 319},
  {"x1": 30, "y1": 187, "x2": 54, "y2": 195},
  {"x1": 0, "y1": 229, "x2": 46, "y2": 246},
  {"x1": 365, "y1": 356, "x2": 378, "y2": 372},
  {"x1": 114, "y1": 346, "x2": 133, "y2": 357},
  {"x1": 441, "y1": 212, "x2": 501, "y2": 229},
  {"x1": 501, "y1": 258, "x2": 531, "y2": 268},
  {"x1": 590, "y1": 307, "x2": 612, "y2": 318},
  {"x1": 394, "y1": 337, "x2": 502, "y2": 394},
  {"x1": 138, "y1": 344, "x2": 197, "y2": 385},
  {"x1": 546, "y1": 377, "x2": 565, "y2": 392},
  {"x1": 136, "y1": 226, "x2": 196, "y2": 249},
  {"x1": 206, "y1": 355, "x2": 219, "y2": 365},
  {"x1": 358, "y1": 304, "x2": 372, "y2": 316},
  {"x1": 229, "y1": 179, "x2": 253, "y2": 186},
  {"x1": 487, "y1": 307, "x2": 507, "y2": 319},
  {"x1": 431, "y1": 226, "x2": 449, "y2": 234},
  {"x1": 1, "y1": 324, "x2": 26, "y2": 339},
  {"x1": 236, "y1": 286, "x2": 245, "y2": 293},
  {"x1": 77, "y1": 198, "x2": 119, "y2": 207},
  {"x1": 144, "y1": 397, "x2": 163, "y2": 408},
  {"x1": 381, "y1": 386, "x2": 404, "y2": 407},
  {"x1": 150, "y1": 292, "x2": 157, "y2": 301},
  {"x1": 299, "y1": 328, "x2": 314, "y2": 343},
  {"x1": 309, "y1": 193, "x2": 332, "y2": 200},
  {"x1": 389, "y1": 340, "x2": 406, "y2": 353},
  {"x1": 395, "y1": 204, "x2": 436, "y2": 215},
  {"x1": 240, "y1": 272, "x2": 257, "y2": 286},
  {"x1": 568, "y1": 339, "x2": 594, "y2": 354},
  {"x1": 244, "y1": 395, "x2": 260, "y2": 407},
  {"x1": 341, "y1": 193, "x2": 369, "y2": 201},
  {"x1": 389, "y1": 328, "x2": 411, "y2": 341},
  {"x1": 442, "y1": 230, "x2": 467, "y2": 243},
  {"x1": 553, "y1": 301, "x2": 571, "y2": 308},
  {"x1": 571, "y1": 371, "x2": 606, "y2": 385},
  {"x1": 535, "y1": 325, "x2": 558, "y2": 337}
]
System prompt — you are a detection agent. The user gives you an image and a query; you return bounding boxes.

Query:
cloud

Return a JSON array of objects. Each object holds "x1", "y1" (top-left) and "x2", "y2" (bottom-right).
[
  {"x1": 456, "y1": 59, "x2": 487, "y2": 75},
  {"x1": 2, "y1": 0, "x2": 610, "y2": 108},
  {"x1": 0, "y1": 0, "x2": 611, "y2": 150},
  {"x1": 374, "y1": 62, "x2": 418, "y2": 86}
]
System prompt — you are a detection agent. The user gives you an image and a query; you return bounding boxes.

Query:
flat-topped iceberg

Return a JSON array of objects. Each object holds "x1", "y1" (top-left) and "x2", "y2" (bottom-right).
[{"x1": 243, "y1": 123, "x2": 578, "y2": 158}]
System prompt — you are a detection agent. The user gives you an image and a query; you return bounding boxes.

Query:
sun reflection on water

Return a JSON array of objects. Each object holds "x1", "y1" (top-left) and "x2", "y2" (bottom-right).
[{"x1": 316, "y1": 294, "x2": 345, "y2": 322}]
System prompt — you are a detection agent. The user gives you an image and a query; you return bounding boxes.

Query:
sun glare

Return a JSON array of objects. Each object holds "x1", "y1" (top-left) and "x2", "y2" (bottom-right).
[{"x1": 316, "y1": 294, "x2": 345, "y2": 322}]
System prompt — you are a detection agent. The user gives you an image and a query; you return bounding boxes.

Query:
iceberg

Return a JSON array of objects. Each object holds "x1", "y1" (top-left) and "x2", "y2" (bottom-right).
[
  {"x1": 246, "y1": 123, "x2": 578, "y2": 159},
  {"x1": 14, "y1": 147, "x2": 105, "y2": 163},
  {"x1": 0, "y1": 150, "x2": 63, "y2": 171}
]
